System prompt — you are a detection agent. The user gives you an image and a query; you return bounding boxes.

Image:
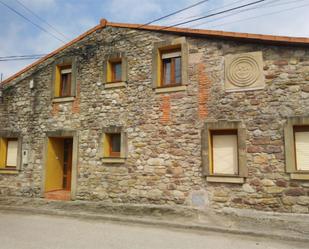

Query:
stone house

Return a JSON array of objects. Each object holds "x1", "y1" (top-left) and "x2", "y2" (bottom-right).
[{"x1": 0, "y1": 19, "x2": 309, "y2": 214}]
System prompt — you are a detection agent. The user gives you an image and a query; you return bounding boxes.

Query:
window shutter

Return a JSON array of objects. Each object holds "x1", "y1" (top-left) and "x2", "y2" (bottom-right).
[
  {"x1": 213, "y1": 134, "x2": 238, "y2": 175},
  {"x1": 6, "y1": 140, "x2": 18, "y2": 167},
  {"x1": 295, "y1": 131, "x2": 309, "y2": 171}
]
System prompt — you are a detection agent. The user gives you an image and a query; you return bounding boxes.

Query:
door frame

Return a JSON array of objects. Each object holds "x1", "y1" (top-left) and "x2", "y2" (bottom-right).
[{"x1": 41, "y1": 130, "x2": 78, "y2": 200}]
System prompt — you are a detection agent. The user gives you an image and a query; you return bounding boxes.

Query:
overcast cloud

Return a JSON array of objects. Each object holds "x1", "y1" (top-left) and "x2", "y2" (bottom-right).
[{"x1": 1, "y1": 0, "x2": 309, "y2": 79}]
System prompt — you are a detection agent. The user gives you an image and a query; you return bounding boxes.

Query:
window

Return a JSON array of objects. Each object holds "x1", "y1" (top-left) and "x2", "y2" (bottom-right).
[
  {"x1": 284, "y1": 117, "x2": 309, "y2": 180},
  {"x1": 202, "y1": 120, "x2": 247, "y2": 183},
  {"x1": 6, "y1": 139, "x2": 18, "y2": 168},
  {"x1": 110, "y1": 60, "x2": 122, "y2": 83},
  {"x1": 52, "y1": 57, "x2": 77, "y2": 99},
  {"x1": 294, "y1": 126, "x2": 309, "y2": 171},
  {"x1": 60, "y1": 67, "x2": 72, "y2": 97},
  {"x1": 152, "y1": 38, "x2": 188, "y2": 93},
  {"x1": 161, "y1": 49, "x2": 182, "y2": 86},
  {"x1": 0, "y1": 136, "x2": 21, "y2": 172},
  {"x1": 102, "y1": 53, "x2": 127, "y2": 89},
  {"x1": 102, "y1": 128, "x2": 127, "y2": 163},
  {"x1": 211, "y1": 130, "x2": 238, "y2": 175},
  {"x1": 107, "y1": 133, "x2": 121, "y2": 157}
]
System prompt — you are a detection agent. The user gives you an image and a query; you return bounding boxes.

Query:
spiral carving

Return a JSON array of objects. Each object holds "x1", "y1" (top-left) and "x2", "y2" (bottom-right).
[{"x1": 226, "y1": 55, "x2": 260, "y2": 87}]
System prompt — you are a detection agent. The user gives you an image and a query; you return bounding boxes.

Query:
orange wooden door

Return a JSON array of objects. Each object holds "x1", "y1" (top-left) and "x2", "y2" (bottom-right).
[{"x1": 63, "y1": 139, "x2": 73, "y2": 191}]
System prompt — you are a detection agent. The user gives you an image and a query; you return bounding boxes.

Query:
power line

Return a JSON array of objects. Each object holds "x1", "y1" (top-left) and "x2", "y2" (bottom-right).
[
  {"x1": 189, "y1": 0, "x2": 280, "y2": 28},
  {"x1": 160, "y1": 0, "x2": 247, "y2": 27},
  {"x1": 0, "y1": 0, "x2": 66, "y2": 44},
  {"x1": 189, "y1": 0, "x2": 301, "y2": 28},
  {"x1": 15, "y1": 0, "x2": 70, "y2": 41},
  {"x1": 207, "y1": 1, "x2": 309, "y2": 30},
  {"x1": 139, "y1": 0, "x2": 210, "y2": 28},
  {"x1": 158, "y1": 0, "x2": 267, "y2": 30},
  {"x1": 0, "y1": 54, "x2": 47, "y2": 59}
]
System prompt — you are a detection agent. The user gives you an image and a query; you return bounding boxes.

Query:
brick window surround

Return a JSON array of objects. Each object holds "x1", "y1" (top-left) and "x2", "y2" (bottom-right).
[
  {"x1": 284, "y1": 116, "x2": 309, "y2": 180},
  {"x1": 0, "y1": 131, "x2": 22, "y2": 174},
  {"x1": 100, "y1": 126, "x2": 128, "y2": 164},
  {"x1": 51, "y1": 56, "x2": 77, "y2": 101},
  {"x1": 201, "y1": 120, "x2": 247, "y2": 183},
  {"x1": 102, "y1": 52, "x2": 128, "y2": 89},
  {"x1": 152, "y1": 37, "x2": 188, "y2": 94}
]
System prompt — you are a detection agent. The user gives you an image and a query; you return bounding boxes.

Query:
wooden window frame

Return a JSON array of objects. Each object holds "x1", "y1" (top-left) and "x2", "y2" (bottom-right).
[
  {"x1": 108, "y1": 133, "x2": 121, "y2": 158},
  {"x1": 284, "y1": 117, "x2": 309, "y2": 180},
  {"x1": 202, "y1": 120, "x2": 247, "y2": 183},
  {"x1": 152, "y1": 38, "x2": 188, "y2": 93},
  {"x1": 209, "y1": 129, "x2": 239, "y2": 176},
  {"x1": 0, "y1": 132, "x2": 22, "y2": 173},
  {"x1": 5, "y1": 138, "x2": 18, "y2": 169},
  {"x1": 160, "y1": 49, "x2": 182, "y2": 87},
  {"x1": 101, "y1": 127, "x2": 128, "y2": 163},
  {"x1": 293, "y1": 125, "x2": 309, "y2": 172},
  {"x1": 59, "y1": 66, "x2": 72, "y2": 97},
  {"x1": 110, "y1": 60, "x2": 122, "y2": 83},
  {"x1": 52, "y1": 56, "x2": 77, "y2": 99}
]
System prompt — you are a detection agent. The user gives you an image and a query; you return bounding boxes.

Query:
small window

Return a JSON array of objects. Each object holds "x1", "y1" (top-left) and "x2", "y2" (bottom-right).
[
  {"x1": 6, "y1": 139, "x2": 18, "y2": 168},
  {"x1": 202, "y1": 120, "x2": 247, "y2": 183},
  {"x1": 161, "y1": 49, "x2": 182, "y2": 87},
  {"x1": 0, "y1": 137, "x2": 20, "y2": 171},
  {"x1": 294, "y1": 126, "x2": 309, "y2": 171},
  {"x1": 104, "y1": 133, "x2": 121, "y2": 158},
  {"x1": 52, "y1": 57, "x2": 76, "y2": 99},
  {"x1": 60, "y1": 67, "x2": 72, "y2": 97},
  {"x1": 111, "y1": 61, "x2": 122, "y2": 82},
  {"x1": 211, "y1": 130, "x2": 238, "y2": 175}
]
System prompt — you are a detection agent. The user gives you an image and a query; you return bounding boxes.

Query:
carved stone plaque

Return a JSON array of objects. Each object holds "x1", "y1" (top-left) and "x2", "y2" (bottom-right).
[{"x1": 225, "y1": 51, "x2": 265, "y2": 91}]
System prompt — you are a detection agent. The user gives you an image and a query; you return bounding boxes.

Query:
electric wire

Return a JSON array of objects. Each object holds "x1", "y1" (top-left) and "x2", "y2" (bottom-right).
[
  {"x1": 15, "y1": 0, "x2": 70, "y2": 41},
  {"x1": 0, "y1": 0, "x2": 66, "y2": 43}
]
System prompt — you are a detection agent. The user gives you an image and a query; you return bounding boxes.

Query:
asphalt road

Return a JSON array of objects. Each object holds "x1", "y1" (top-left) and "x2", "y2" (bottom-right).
[{"x1": 0, "y1": 212, "x2": 307, "y2": 249}]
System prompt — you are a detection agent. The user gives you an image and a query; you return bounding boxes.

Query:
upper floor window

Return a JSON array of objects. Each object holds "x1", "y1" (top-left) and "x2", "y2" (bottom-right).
[
  {"x1": 152, "y1": 38, "x2": 188, "y2": 93},
  {"x1": 102, "y1": 53, "x2": 127, "y2": 89},
  {"x1": 60, "y1": 66, "x2": 72, "y2": 97},
  {"x1": 110, "y1": 60, "x2": 122, "y2": 83},
  {"x1": 52, "y1": 57, "x2": 77, "y2": 99},
  {"x1": 161, "y1": 49, "x2": 182, "y2": 87}
]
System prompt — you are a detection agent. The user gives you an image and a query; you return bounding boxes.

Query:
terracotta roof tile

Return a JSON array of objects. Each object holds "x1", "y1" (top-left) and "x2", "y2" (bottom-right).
[{"x1": 3, "y1": 19, "x2": 309, "y2": 84}]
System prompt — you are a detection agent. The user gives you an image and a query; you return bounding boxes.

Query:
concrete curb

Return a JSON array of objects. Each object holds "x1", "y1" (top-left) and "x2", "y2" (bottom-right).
[{"x1": 1, "y1": 205, "x2": 309, "y2": 243}]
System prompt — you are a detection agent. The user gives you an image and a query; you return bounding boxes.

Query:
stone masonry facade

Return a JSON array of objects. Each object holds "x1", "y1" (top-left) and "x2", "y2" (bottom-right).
[{"x1": 0, "y1": 21, "x2": 309, "y2": 214}]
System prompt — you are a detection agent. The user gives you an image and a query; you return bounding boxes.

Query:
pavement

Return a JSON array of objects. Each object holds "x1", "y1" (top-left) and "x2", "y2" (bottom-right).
[
  {"x1": 0, "y1": 197, "x2": 308, "y2": 246},
  {"x1": 0, "y1": 212, "x2": 308, "y2": 249}
]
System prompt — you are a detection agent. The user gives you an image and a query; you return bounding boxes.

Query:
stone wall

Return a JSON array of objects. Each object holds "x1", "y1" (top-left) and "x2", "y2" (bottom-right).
[{"x1": 0, "y1": 25, "x2": 308, "y2": 213}]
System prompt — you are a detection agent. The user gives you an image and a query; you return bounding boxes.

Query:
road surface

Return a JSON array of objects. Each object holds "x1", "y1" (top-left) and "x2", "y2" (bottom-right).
[{"x1": 0, "y1": 212, "x2": 306, "y2": 249}]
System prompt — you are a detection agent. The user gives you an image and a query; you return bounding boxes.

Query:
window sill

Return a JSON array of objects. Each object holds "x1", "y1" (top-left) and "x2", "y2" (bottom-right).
[
  {"x1": 206, "y1": 176, "x2": 245, "y2": 184},
  {"x1": 0, "y1": 169, "x2": 19, "y2": 175},
  {"x1": 52, "y1": 96, "x2": 75, "y2": 103},
  {"x1": 155, "y1": 85, "x2": 186, "y2": 94},
  {"x1": 102, "y1": 158, "x2": 126, "y2": 164},
  {"x1": 290, "y1": 173, "x2": 309, "y2": 180},
  {"x1": 104, "y1": 81, "x2": 126, "y2": 89}
]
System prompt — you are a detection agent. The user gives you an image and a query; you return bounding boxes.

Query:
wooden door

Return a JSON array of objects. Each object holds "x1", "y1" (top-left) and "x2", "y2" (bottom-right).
[{"x1": 63, "y1": 139, "x2": 73, "y2": 191}]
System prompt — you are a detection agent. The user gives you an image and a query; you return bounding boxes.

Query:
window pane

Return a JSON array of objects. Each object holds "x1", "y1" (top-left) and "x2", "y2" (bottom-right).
[
  {"x1": 111, "y1": 134, "x2": 121, "y2": 153},
  {"x1": 6, "y1": 140, "x2": 18, "y2": 167},
  {"x1": 163, "y1": 58, "x2": 171, "y2": 85},
  {"x1": 212, "y1": 134, "x2": 238, "y2": 175},
  {"x1": 295, "y1": 131, "x2": 309, "y2": 171},
  {"x1": 175, "y1": 57, "x2": 181, "y2": 84},
  {"x1": 113, "y1": 62, "x2": 122, "y2": 81},
  {"x1": 60, "y1": 72, "x2": 71, "y2": 97}
]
